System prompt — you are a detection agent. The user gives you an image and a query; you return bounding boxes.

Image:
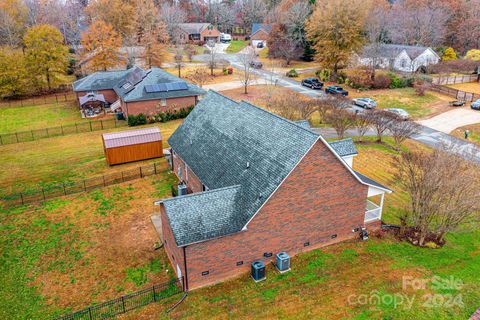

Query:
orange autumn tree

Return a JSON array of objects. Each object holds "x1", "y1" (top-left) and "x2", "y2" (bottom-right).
[
  {"x1": 134, "y1": 0, "x2": 169, "y2": 68},
  {"x1": 80, "y1": 20, "x2": 125, "y2": 72}
]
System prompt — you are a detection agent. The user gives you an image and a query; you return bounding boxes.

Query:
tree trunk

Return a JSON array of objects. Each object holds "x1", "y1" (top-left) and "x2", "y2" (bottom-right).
[
  {"x1": 244, "y1": 83, "x2": 248, "y2": 94},
  {"x1": 46, "y1": 70, "x2": 51, "y2": 90}
]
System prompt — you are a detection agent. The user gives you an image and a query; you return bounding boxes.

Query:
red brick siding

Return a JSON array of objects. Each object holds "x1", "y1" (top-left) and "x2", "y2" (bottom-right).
[
  {"x1": 76, "y1": 89, "x2": 118, "y2": 105},
  {"x1": 251, "y1": 30, "x2": 269, "y2": 41},
  {"x1": 160, "y1": 205, "x2": 186, "y2": 286},
  {"x1": 124, "y1": 96, "x2": 197, "y2": 117},
  {"x1": 172, "y1": 152, "x2": 204, "y2": 193},
  {"x1": 182, "y1": 140, "x2": 369, "y2": 289}
]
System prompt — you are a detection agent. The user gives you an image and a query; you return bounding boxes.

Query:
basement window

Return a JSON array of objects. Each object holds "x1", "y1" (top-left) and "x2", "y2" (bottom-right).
[
  {"x1": 236, "y1": 261, "x2": 244, "y2": 266},
  {"x1": 263, "y1": 252, "x2": 273, "y2": 258},
  {"x1": 331, "y1": 234, "x2": 337, "y2": 239},
  {"x1": 304, "y1": 241, "x2": 310, "y2": 247},
  {"x1": 201, "y1": 271, "x2": 209, "y2": 276}
]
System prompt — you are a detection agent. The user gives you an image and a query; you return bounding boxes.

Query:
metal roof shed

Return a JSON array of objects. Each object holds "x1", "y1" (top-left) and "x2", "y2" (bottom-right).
[{"x1": 102, "y1": 127, "x2": 163, "y2": 165}]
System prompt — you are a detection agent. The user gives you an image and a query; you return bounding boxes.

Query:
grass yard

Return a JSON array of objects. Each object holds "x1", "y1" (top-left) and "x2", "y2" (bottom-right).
[
  {"x1": 447, "y1": 82, "x2": 480, "y2": 95},
  {"x1": 0, "y1": 165, "x2": 179, "y2": 319},
  {"x1": 164, "y1": 65, "x2": 237, "y2": 85},
  {"x1": 258, "y1": 47, "x2": 316, "y2": 71},
  {"x1": 450, "y1": 123, "x2": 480, "y2": 144},
  {"x1": 348, "y1": 88, "x2": 452, "y2": 119},
  {"x1": 226, "y1": 40, "x2": 248, "y2": 53},
  {"x1": 0, "y1": 120, "x2": 182, "y2": 195},
  {"x1": 120, "y1": 139, "x2": 480, "y2": 320},
  {"x1": 0, "y1": 101, "x2": 83, "y2": 133}
]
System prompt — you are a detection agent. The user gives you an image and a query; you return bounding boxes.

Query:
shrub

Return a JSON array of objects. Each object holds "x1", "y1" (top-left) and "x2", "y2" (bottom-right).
[
  {"x1": 388, "y1": 73, "x2": 403, "y2": 88},
  {"x1": 428, "y1": 59, "x2": 478, "y2": 74},
  {"x1": 442, "y1": 47, "x2": 457, "y2": 61},
  {"x1": 127, "y1": 114, "x2": 138, "y2": 126},
  {"x1": 315, "y1": 69, "x2": 331, "y2": 82},
  {"x1": 372, "y1": 74, "x2": 392, "y2": 89},
  {"x1": 137, "y1": 113, "x2": 147, "y2": 125},
  {"x1": 286, "y1": 69, "x2": 298, "y2": 77},
  {"x1": 465, "y1": 49, "x2": 480, "y2": 62}
]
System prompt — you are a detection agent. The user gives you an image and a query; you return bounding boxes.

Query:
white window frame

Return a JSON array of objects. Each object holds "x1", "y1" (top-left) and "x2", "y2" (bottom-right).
[{"x1": 161, "y1": 98, "x2": 167, "y2": 107}]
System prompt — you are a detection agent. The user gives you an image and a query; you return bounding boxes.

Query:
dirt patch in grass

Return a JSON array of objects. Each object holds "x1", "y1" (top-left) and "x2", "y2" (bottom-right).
[
  {"x1": 164, "y1": 66, "x2": 236, "y2": 85},
  {"x1": 0, "y1": 163, "x2": 178, "y2": 318}
]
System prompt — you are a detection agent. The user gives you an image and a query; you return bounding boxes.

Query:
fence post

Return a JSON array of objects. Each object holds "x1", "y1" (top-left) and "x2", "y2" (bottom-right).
[
  {"x1": 62, "y1": 182, "x2": 66, "y2": 196},
  {"x1": 121, "y1": 296, "x2": 126, "y2": 313},
  {"x1": 100, "y1": 120, "x2": 104, "y2": 130},
  {"x1": 154, "y1": 163, "x2": 157, "y2": 174},
  {"x1": 31, "y1": 130, "x2": 34, "y2": 140},
  {"x1": 121, "y1": 172, "x2": 124, "y2": 182},
  {"x1": 42, "y1": 188, "x2": 46, "y2": 201},
  {"x1": 89, "y1": 122, "x2": 93, "y2": 132},
  {"x1": 0, "y1": 134, "x2": 3, "y2": 145},
  {"x1": 20, "y1": 193, "x2": 24, "y2": 205},
  {"x1": 61, "y1": 125, "x2": 64, "y2": 135},
  {"x1": 83, "y1": 180, "x2": 87, "y2": 191},
  {"x1": 140, "y1": 167, "x2": 143, "y2": 178},
  {"x1": 103, "y1": 175, "x2": 106, "y2": 187},
  {"x1": 88, "y1": 306, "x2": 93, "y2": 320},
  {"x1": 75, "y1": 123, "x2": 78, "y2": 133},
  {"x1": 46, "y1": 128, "x2": 49, "y2": 138},
  {"x1": 153, "y1": 285, "x2": 157, "y2": 302}
]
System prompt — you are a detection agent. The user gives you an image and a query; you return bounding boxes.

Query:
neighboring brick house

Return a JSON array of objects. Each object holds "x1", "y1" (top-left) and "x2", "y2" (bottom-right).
[
  {"x1": 250, "y1": 23, "x2": 272, "y2": 47},
  {"x1": 153, "y1": 91, "x2": 392, "y2": 291},
  {"x1": 72, "y1": 67, "x2": 205, "y2": 117},
  {"x1": 176, "y1": 23, "x2": 221, "y2": 44}
]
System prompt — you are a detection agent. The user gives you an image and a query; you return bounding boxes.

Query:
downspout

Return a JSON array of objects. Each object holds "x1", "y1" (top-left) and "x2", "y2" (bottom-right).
[{"x1": 183, "y1": 246, "x2": 189, "y2": 291}]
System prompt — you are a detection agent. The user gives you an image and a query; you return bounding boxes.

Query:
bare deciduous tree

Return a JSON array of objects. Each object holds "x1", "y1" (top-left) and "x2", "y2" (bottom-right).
[
  {"x1": 186, "y1": 68, "x2": 209, "y2": 88},
  {"x1": 354, "y1": 114, "x2": 371, "y2": 142},
  {"x1": 324, "y1": 98, "x2": 355, "y2": 139},
  {"x1": 395, "y1": 146, "x2": 480, "y2": 246},
  {"x1": 236, "y1": 46, "x2": 257, "y2": 94},
  {"x1": 174, "y1": 47, "x2": 183, "y2": 78},
  {"x1": 266, "y1": 92, "x2": 300, "y2": 120},
  {"x1": 389, "y1": 118, "x2": 420, "y2": 149},
  {"x1": 160, "y1": 3, "x2": 187, "y2": 43},
  {"x1": 363, "y1": 110, "x2": 396, "y2": 142}
]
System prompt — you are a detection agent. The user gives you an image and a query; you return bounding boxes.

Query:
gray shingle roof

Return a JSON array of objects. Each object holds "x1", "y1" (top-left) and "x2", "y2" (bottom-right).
[
  {"x1": 163, "y1": 185, "x2": 244, "y2": 246},
  {"x1": 120, "y1": 68, "x2": 206, "y2": 102},
  {"x1": 73, "y1": 67, "x2": 206, "y2": 103},
  {"x1": 73, "y1": 69, "x2": 132, "y2": 91},
  {"x1": 177, "y1": 23, "x2": 212, "y2": 34},
  {"x1": 162, "y1": 91, "x2": 391, "y2": 247},
  {"x1": 251, "y1": 23, "x2": 272, "y2": 36},
  {"x1": 354, "y1": 170, "x2": 391, "y2": 192},
  {"x1": 329, "y1": 138, "x2": 358, "y2": 157},
  {"x1": 363, "y1": 44, "x2": 434, "y2": 60}
]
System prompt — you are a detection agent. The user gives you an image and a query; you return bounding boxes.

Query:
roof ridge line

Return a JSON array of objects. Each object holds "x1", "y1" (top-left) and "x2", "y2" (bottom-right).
[
  {"x1": 161, "y1": 184, "x2": 242, "y2": 203},
  {"x1": 238, "y1": 100, "x2": 319, "y2": 137}
]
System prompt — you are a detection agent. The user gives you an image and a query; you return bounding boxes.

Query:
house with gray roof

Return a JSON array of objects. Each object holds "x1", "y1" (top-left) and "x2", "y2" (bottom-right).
[
  {"x1": 72, "y1": 66, "x2": 206, "y2": 117},
  {"x1": 250, "y1": 23, "x2": 272, "y2": 47},
  {"x1": 153, "y1": 90, "x2": 392, "y2": 290},
  {"x1": 358, "y1": 44, "x2": 440, "y2": 72}
]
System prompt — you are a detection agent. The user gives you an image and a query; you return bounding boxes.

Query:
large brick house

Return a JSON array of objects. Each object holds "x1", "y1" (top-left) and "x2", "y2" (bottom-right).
[
  {"x1": 72, "y1": 67, "x2": 205, "y2": 117},
  {"x1": 154, "y1": 91, "x2": 392, "y2": 291},
  {"x1": 175, "y1": 23, "x2": 221, "y2": 44}
]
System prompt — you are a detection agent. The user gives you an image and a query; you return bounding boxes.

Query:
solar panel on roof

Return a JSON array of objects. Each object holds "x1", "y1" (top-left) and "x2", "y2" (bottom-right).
[{"x1": 144, "y1": 82, "x2": 188, "y2": 93}]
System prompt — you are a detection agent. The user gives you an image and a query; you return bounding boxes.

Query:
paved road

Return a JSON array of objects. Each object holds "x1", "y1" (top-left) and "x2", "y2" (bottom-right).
[{"x1": 198, "y1": 48, "x2": 480, "y2": 163}]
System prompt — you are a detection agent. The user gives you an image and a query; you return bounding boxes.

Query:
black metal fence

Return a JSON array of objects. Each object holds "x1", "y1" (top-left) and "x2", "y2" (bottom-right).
[
  {"x1": 0, "y1": 91, "x2": 76, "y2": 108},
  {"x1": 0, "y1": 118, "x2": 126, "y2": 145},
  {"x1": 1, "y1": 162, "x2": 163, "y2": 208},
  {"x1": 56, "y1": 277, "x2": 183, "y2": 320}
]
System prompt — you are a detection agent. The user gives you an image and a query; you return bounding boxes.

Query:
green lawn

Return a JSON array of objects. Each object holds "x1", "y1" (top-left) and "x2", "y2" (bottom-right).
[
  {"x1": 125, "y1": 139, "x2": 479, "y2": 320},
  {"x1": 0, "y1": 101, "x2": 83, "y2": 133},
  {"x1": 226, "y1": 40, "x2": 248, "y2": 54},
  {"x1": 348, "y1": 88, "x2": 451, "y2": 119},
  {"x1": 0, "y1": 168, "x2": 178, "y2": 319}
]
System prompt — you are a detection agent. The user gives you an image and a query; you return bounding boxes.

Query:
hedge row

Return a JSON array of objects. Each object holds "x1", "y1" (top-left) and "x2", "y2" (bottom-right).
[{"x1": 127, "y1": 106, "x2": 195, "y2": 126}]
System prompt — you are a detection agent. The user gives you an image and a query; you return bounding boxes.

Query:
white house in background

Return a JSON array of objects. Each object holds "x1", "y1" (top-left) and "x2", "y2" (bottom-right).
[{"x1": 358, "y1": 44, "x2": 440, "y2": 73}]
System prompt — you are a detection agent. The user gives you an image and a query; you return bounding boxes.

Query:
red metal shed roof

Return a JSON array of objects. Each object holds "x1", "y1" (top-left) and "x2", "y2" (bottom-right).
[{"x1": 102, "y1": 127, "x2": 162, "y2": 148}]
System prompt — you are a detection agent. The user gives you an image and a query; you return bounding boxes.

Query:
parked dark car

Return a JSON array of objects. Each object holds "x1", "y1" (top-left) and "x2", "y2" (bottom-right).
[
  {"x1": 325, "y1": 86, "x2": 349, "y2": 96},
  {"x1": 250, "y1": 61, "x2": 263, "y2": 69},
  {"x1": 301, "y1": 77, "x2": 324, "y2": 89}
]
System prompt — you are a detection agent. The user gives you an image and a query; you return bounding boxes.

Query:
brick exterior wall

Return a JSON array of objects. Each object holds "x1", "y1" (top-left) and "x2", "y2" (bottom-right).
[
  {"x1": 172, "y1": 151, "x2": 204, "y2": 193},
  {"x1": 250, "y1": 30, "x2": 269, "y2": 41},
  {"x1": 200, "y1": 27, "x2": 221, "y2": 42},
  {"x1": 163, "y1": 140, "x2": 371, "y2": 290},
  {"x1": 76, "y1": 89, "x2": 118, "y2": 105},
  {"x1": 124, "y1": 96, "x2": 197, "y2": 117},
  {"x1": 160, "y1": 205, "x2": 186, "y2": 285}
]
